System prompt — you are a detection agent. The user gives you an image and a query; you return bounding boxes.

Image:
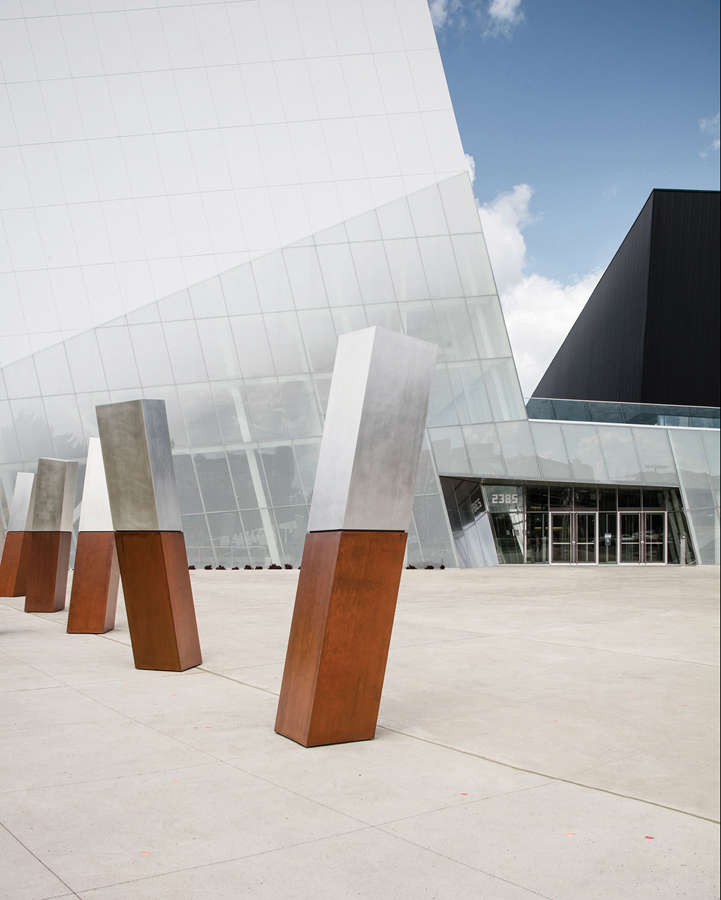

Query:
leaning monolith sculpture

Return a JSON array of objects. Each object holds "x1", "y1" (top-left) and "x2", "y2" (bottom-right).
[
  {"x1": 67, "y1": 438, "x2": 119, "y2": 634},
  {"x1": 25, "y1": 459, "x2": 79, "y2": 613},
  {"x1": 96, "y1": 399, "x2": 202, "y2": 671},
  {"x1": 0, "y1": 473, "x2": 35, "y2": 597},
  {"x1": 275, "y1": 326, "x2": 438, "y2": 747}
]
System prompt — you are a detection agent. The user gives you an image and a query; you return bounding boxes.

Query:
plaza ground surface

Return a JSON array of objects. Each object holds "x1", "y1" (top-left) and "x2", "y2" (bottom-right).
[{"x1": 1, "y1": 566, "x2": 719, "y2": 900}]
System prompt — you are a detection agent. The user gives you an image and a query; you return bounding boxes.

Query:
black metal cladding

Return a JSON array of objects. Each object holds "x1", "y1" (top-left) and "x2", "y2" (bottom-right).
[{"x1": 533, "y1": 189, "x2": 720, "y2": 407}]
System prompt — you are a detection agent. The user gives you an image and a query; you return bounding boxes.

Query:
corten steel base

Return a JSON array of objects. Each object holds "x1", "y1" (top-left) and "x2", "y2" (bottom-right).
[
  {"x1": 24, "y1": 532, "x2": 72, "y2": 613},
  {"x1": 0, "y1": 531, "x2": 33, "y2": 597},
  {"x1": 67, "y1": 532, "x2": 120, "y2": 634},
  {"x1": 115, "y1": 531, "x2": 202, "y2": 671},
  {"x1": 275, "y1": 529, "x2": 407, "y2": 747}
]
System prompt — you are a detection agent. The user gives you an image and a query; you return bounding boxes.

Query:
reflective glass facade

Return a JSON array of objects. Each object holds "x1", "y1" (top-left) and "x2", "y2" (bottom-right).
[{"x1": 0, "y1": 0, "x2": 718, "y2": 568}]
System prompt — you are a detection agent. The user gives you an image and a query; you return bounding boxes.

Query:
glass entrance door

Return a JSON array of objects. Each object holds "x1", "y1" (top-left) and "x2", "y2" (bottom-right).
[
  {"x1": 620, "y1": 512, "x2": 667, "y2": 563},
  {"x1": 551, "y1": 513, "x2": 597, "y2": 563},
  {"x1": 599, "y1": 513, "x2": 617, "y2": 563},
  {"x1": 576, "y1": 513, "x2": 597, "y2": 563},
  {"x1": 644, "y1": 513, "x2": 666, "y2": 563}
]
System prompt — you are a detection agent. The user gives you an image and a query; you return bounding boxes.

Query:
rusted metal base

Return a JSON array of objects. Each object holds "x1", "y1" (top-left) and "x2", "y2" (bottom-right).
[
  {"x1": 115, "y1": 531, "x2": 202, "y2": 671},
  {"x1": 275, "y1": 529, "x2": 407, "y2": 747},
  {"x1": 0, "y1": 531, "x2": 33, "y2": 597},
  {"x1": 67, "y1": 532, "x2": 119, "y2": 634},
  {"x1": 25, "y1": 532, "x2": 72, "y2": 613}
]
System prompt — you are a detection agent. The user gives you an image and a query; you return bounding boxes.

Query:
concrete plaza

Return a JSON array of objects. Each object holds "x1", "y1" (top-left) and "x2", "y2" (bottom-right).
[{"x1": 1, "y1": 566, "x2": 718, "y2": 899}]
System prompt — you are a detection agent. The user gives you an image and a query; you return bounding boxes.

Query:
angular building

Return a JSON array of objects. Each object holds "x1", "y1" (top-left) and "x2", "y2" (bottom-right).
[{"x1": 1, "y1": 0, "x2": 719, "y2": 569}]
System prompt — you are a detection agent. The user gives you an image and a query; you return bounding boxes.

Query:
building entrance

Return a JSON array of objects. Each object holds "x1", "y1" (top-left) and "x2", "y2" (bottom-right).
[
  {"x1": 619, "y1": 512, "x2": 667, "y2": 563},
  {"x1": 550, "y1": 513, "x2": 597, "y2": 564}
]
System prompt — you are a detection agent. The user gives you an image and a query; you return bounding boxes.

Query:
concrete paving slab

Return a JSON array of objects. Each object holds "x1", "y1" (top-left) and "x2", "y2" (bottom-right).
[
  {"x1": 76, "y1": 828, "x2": 544, "y2": 900},
  {"x1": 0, "y1": 762, "x2": 364, "y2": 894},
  {"x1": 381, "y1": 780, "x2": 719, "y2": 900},
  {"x1": 0, "y1": 824, "x2": 71, "y2": 900},
  {"x1": 230, "y1": 727, "x2": 549, "y2": 826}
]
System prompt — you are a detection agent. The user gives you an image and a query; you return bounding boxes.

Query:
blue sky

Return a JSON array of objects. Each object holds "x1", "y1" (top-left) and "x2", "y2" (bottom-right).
[{"x1": 429, "y1": 0, "x2": 720, "y2": 392}]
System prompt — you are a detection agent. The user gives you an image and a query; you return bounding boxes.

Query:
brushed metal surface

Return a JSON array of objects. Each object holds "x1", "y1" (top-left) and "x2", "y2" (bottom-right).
[
  {"x1": 308, "y1": 326, "x2": 438, "y2": 533},
  {"x1": 30, "y1": 459, "x2": 79, "y2": 533},
  {"x1": 78, "y1": 438, "x2": 114, "y2": 532},
  {"x1": 96, "y1": 399, "x2": 182, "y2": 532},
  {"x1": 7, "y1": 472, "x2": 35, "y2": 532}
]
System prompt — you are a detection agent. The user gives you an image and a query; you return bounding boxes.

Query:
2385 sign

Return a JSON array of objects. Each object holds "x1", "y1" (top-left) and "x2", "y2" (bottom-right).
[{"x1": 491, "y1": 493, "x2": 518, "y2": 505}]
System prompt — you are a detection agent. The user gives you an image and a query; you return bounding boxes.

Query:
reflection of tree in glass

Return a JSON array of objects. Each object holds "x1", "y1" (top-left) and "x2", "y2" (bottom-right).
[
  {"x1": 261, "y1": 446, "x2": 305, "y2": 506},
  {"x1": 4, "y1": 409, "x2": 86, "y2": 462}
]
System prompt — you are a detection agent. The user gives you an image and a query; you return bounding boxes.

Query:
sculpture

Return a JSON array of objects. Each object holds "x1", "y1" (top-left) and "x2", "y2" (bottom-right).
[
  {"x1": 275, "y1": 327, "x2": 437, "y2": 746},
  {"x1": 0, "y1": 473, "x2": 35, "y2": 597},
  {"x1": 67, "y1": 438, "x2": 119, "y2": 634},
  {"x1": 25, "y1": 459, "x2": 78, "y2": 613},
  {"x1": 96, "y1": 399, "x2": 201, "y2": 671}
]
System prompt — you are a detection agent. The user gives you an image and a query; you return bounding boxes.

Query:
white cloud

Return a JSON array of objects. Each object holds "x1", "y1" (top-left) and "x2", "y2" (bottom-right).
[
  {"x1": 487, "y1": 0, "x2": 524, "y2": 34},
  {"x1": 464, "y1": 152, "x2": 476, "y2": 183},
  {"x1": 428, "y1": 0, "x2": 523, "y2": 36},
  {"x1": 477, "y1": 180, "x2": 603, "y2": 396},
  {"x1": 699, "y1": 113, "x2": 720, "y2": 157}
]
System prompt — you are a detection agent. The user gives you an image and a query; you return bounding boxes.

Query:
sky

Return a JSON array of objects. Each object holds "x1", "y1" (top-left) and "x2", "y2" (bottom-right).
[{"x1": 428, "y1": 0, "x2": 720, "y2": 395}]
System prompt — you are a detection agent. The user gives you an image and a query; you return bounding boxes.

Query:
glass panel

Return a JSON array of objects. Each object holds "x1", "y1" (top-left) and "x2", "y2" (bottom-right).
[
  {"x1": 597, "y1": 426, "x2": 642, "y2": 483},
  {"x1": 689, "y1": 507, "x2": 719, "y2": 566},
  {"x1": 350, "y1": 241, "x2": 396, "y2": 304},
  {"x1": 451, "y1": 233, "x2": 496, "y2": 297},
  {"x1": 642, "y1": 489, "x2": 666, "y2": 509},
  {"x1": 172, "y1": 454, "x2": 203, "y2": 515},
  {"x1": 700, "y1": 431, "x2": 720, "y2": 505},
  {"x1": 561, "y1": 424, "x2": 608, "y2": 482},
  {"x1": 178, "y1": 384, "x2": 222, "y2": 448},
  {"x1": 399, "y1": 299, "x2": 440, "y2": 345},
  {"x1": 11, "y1": 397, "x2": 54, "y2": 460},
  {"x1": 230, "y1": 315, "x2": 275, "y2": 379},
  {"x1": 527, "y1": 486, "x2": 548, "y2": 510},
  {"x1": 279, "y1": 376, "x2": 322, "y2": 439},
  {"x1": 412, "y1": 492, "x2": 455, "y2": 567},
  {"x1": 497, "y1": 420, "x2": 541, "y2": 478},
  {"x1": 670, "y1": 430, "x2": 715, "y2": 510},
  {"x1": 384, "y1": 238, "x2": 430, "y2": 301},
  {"x1": 273, "y1": 505, "x2": 309, "y2": 567},
  {"x1": 189, "y1": 278, "x2": 227, "y2": 319},
  {"x1": 252, "y1": 251, "x2": 294, "y2": 312},
  {"x1": 427, "y1": 366, "x2": 459, "y2": 427},
  {"x1": 3, "y1": 357, "x2": 41, "y2": 400},
  {"x1": 620, "y1": 513, "x2": 640, "y2": 563},
  {"x1": 34, "y1": 344, "x2": 74, "y2": 396},
  {"x1": 525, "y1": 512, "x2": 548, "y2": 563},
  {"x1": 227, "y1": 449, "x2": 265, "y2": 510},
  {"x1": 465, "y1": 296, "x2": 512, "y2": 359},
  {"x1": 259, "y1": 444, "x2": 304, "y2": 507},
  {"x1": 293, "y1": 439, "x2": 321, "y2": 502},
  {"x1": 632, "y1": 427, "x2": 678, "y2": 486},
  {"x1": 96, "y1": 326, "x2": 141, "y2": 390},
  {"x1": 645, "y1": 513, "x2": 665, "y2": 563},
  {"x1": 221, "y1": 265, "x2": 261, "y2": 316},
  {"x1": 298, "y1": 308, "x2": 337, "y2": 373},
  {"x1": 316, "y1": 243, "x2": 362, "y2": 306},
  {"x1": 463, "y1": 423, "x2": 506, "y2": 478},
  {"x1": 667, "y1": 505, "x2": 695, "y2": 565},
  {"x1": 448, "y1": 362, "x2": 493, "y2": 425},
  {"x1": 265, "y1": 311, "x2": 309, "y2": 375},
  {"x1": 364, "y1": 302, "x2": 402, "y2": 333},
  {"x1": 599, "y1": 488, "x2": 617, "y2": 511},
  {"x1": 490, "y1": 511, "x2": 524, "y2": 563},
  {"x1": 197, "y1": 318, "x2": 242, "y2": 382},
  {"x1": 549, "y1": 486, "x2": 573, "y2": 508},
  {"x1": 428, "y1": 425, "x2": 470, "y2": 475},
  {"x1": 129, "y1": 323, "x2": 174, "y2": 386},
  {"x1": 599, "y1": 512, "x2": 617, "y2": 564},
  {"x1": 574, "y1": 487, "x2": 598, "y2": 509},
  {"x1": 551, "y1": 513, "x2": 571, "y2": 562},
  {"x1": 331, "y1": 305, "x2": 368, "y2": 337},
  {"x1": 149, "y1": 386, "x2": 188, "y2": 451},
  {"x1": 193, "y1": 452, "x2": 236, "y2": 512},
  {"x1": 414, "y1": 434, "x2": 439, "y2": 495},
  {"x1": 530, "y1": 421, "x2": 572, "y2": 481},
  {"x1": 432, "y1": 298, "x2": 477, "y2": 361},
  {"x1": 207, "y1": 511, "x2": 248, "y2": 568},
  {"x1": 0, "y1": 401, "x2": 22, "y2": 464},
  {"x1": 283, "y1": 245, "x2": 328, "y2": 310},
  {"x1": 163, "y1": 319, "x2": 208, "y2": 384},
  {"x1": 44, "y1": 395, "x2": 85, "y2": 459},
  {"x1": 182, "y1": 514, "x2": 213, "y2": 568},
  {"x1": 242, "y1": 379, "x2": 289, "y2": 441},
  {"x1": 240, "y1": 508, "x2": 274, "y2": 568},
  {"x1": 482, "y1": 358, "x2": 525, "y2": 421},
  {"x1": 618, "y1": 488, "x2": 642, "y2": 508},
  {"x1": 65, "y1": 331, "x2": 108, "y2": 393}
]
